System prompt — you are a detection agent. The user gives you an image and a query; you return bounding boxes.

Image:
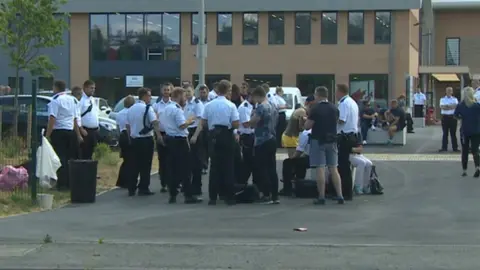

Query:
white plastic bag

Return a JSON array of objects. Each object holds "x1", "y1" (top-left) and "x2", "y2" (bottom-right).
[{"x1": 36, "y1": 129, "x2": 61, "y2": 189}]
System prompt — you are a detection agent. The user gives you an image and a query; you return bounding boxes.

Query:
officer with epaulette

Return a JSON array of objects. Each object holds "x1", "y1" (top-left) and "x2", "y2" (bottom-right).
[
  {"x1": 115, "y1": 95, "x2": 135, "y2": 189},
  {"x1": 161, "y1": 87, "x2": 201, "y2": 204},
  {"x1": 208, "y1": 82, "x2": 219, "y2": 101},
  {"x1": 237, "y1": 93, "x2": 255, "y2": 185},
  {"x1": 152, "y1": 83, "x2": 173, "y2": 193},
  {"x1": 46, "y1": 80, "x2": 80, "y2": 190},
  {"x1": 69, "y1": 86, "x2": 84, "y2": 159},
  {"x1": 263, "y1": 83, "x2": 279, "y2": 109},
  {"x1": 78, "y1": 80, "x2": 100, "y2": 159},
  {"x1": 125, "y1": 87, "x2": 163, "y2": 196},
  {"x1": 184, "y1": 86, "x2": 205, "y2": 197},
  {"x1": 201, "y1": 80, "x2": 240, "y2": 205}
]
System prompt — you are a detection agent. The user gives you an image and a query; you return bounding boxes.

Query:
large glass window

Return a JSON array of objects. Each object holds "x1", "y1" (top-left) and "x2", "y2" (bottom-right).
[
  {"x1": 144, "y1": 14, "x2": 164, "y2": 61},
  {"x1": 321, "y1": 12, "x2": 337, "y2": 44},
  {"x1": 295, "y1": 12, "x2": 311, "y2": 45},
  {"x1": 348, "y1": 12, "x2": 364, "y2": 44},
  {"x1": 8, "y1": 77, "x2": 24, "y2": 94},
  {"x1": 107, "y1": 14, "x2": 126, "y2": 60},
  {"x1": 243, "y1": 74, "x2": 283, "y2": 88},
  {"x1": 192, "y1": 74, "x2": 231, "y2": 89},
  {"x1": 191, "y1": 13, "x2": 207, "y2": 45},
  {"x1": 162, "y1": 13, "x2": 180, "y2": 60},
  {"x1": 243, "y1": 13, "x2": 258, "y2": 45},
  {"x1": 125, "y1": 14, "x2": 145, "y2": 60},
  {"x1": 268, "y1": 12, "x2": 284, "y2": 45},
  {"x1": 296, "y1": 74, "x2": 335, "y2": 102},
  {"x1": 349, "y1": 74, "x2": 388, "y2": 108},
  {"x1": 374, "y1": 12, "x2": 391, "y2": 44},
  {"x1": 446, "y1": 38, "x2": 460, "y2": 66},
  {"x1": 90, "y1": 14, "x2": 108, "y2": 60},
  {"x1": 217, "y1": 13, "x2": 233, "y2": 45},
  {"x1": 38, "y1": 77, "x2": 54, "y2": 91}
]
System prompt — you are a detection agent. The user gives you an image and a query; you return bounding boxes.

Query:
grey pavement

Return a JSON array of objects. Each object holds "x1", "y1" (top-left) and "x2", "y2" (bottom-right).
[{"x1": 1, "y1": 126, "x2": 479, "y2": 269}]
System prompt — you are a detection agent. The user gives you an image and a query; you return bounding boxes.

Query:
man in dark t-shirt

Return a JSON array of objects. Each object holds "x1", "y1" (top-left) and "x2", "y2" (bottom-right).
[
  {"x1": 385, "y1": 99, "x2": 405, "y2": 144},
  {"x1": 360, "y1": 100, "x2": 377, "y2": 143}
]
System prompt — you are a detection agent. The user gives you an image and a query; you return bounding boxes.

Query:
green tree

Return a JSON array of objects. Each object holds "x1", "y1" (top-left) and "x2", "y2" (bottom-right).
[{"x1": 0, "y1": 0, "x2": 68, "y2": 136}]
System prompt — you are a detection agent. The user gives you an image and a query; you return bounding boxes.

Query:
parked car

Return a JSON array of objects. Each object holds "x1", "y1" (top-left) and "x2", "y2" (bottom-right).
[
  {"x1": 0, "y1": 95, "x2": 119, "y2": 147},
  {"x1": 38, "y1": 90, "x2": 112, "y2": 118},
  {"x1": 109, "y1": 95, "x2": 159, "y2": 121},
  {"x1": 268, "y1": 87, "x2": 303, "y2": 120}
]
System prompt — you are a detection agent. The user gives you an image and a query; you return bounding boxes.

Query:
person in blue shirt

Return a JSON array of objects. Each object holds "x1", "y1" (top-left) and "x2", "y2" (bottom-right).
[
  {"x1": 161, "y1": 87, "x2": 200, "y2": 204},
  {"x1": 454, "y1": 87, "x2": 480, "y2": 178}
]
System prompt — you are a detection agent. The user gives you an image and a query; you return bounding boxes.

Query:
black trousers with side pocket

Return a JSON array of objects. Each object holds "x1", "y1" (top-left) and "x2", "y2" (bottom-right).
[
  {"x1": 166, "y1": 136, "x2": 192, "y2": 197},
  {"x1": 155, "y1": 132, "x2": 169, "y2": 188},
  {"x1": 80, "y1": 127, "x2": 99, "y2": 160},
  {"x1": 116, "y1": 130, "x2": 131, "y2": 188},
  {"x1": 50, "y1": 129, "x2": 77, "y2": 190},
  {"x1": 208, "y1": 127, "x2": 235, "y2": 201},
  {"x1": 240, "y1": 133, "x2": 255, "y2": 185},
  {"x1": 188, "y1": 127, "x2": 203, "y2": 195},
  {"x1": 128, "y1": 136, "x2": 154, "y2": 193}
]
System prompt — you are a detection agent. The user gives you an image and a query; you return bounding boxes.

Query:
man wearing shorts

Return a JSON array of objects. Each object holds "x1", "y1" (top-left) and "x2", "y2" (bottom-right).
[
  {"x1": 282, "y1": 95, "x2": 315, "y2": 157},
  {"x1": 304, "y1": 86, "x2": 344, "y2": 205}
]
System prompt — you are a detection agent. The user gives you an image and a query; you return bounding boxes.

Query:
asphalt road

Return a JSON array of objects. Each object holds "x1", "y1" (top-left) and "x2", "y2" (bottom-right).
[{"x1": 1, "y1": 126, "x2": 478, "y2": 269}]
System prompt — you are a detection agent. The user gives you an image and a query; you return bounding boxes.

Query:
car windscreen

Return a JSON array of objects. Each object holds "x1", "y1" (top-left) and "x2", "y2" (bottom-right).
[{"x1": 282, "y1": 94, "x2": 294, "y2": 109}]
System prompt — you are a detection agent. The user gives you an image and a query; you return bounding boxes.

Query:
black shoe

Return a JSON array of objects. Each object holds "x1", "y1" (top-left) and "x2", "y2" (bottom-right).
[
  {"x1": 453, "y1": 149, "x2": 460, "y2": 153},
  {"x1": 407, "y1": 131, "x2": 415, "y2": 134},
  {"x1": 168, "y1": 197, "x2": 176, "y2": 204},
  {"x1": 208, "y1": 200, "x2": 216, "y2": 205},
  {"x1": 160, "y1": 187, "x2": 167, "y2": 193},
  {"x1": 185, "y1": 197, "x2": 202, "y2": 204},
  {"x1": 225, "y1": 199, "x2": 236, "y2": 206},
  {"x1": 474, "y1": 169, "x2": 480, "y2": 178},
  {"x1": 138, "y1": 190, "x2": 155, "y2": 196},
  {"x1": 462, "y1": 172, "x2": 467, "y2": 177},
  {"x1": 128, "y1": 190, "x2": 136, "y2": 197},
  {"x1": 439, "y1": 149, "x2": 447, "y2": 152}
]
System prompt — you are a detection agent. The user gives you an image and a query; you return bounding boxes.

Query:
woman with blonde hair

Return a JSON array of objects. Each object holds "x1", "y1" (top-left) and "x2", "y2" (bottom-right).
[{"x1": 454, "y1": 87, "x2": 480, "y2": 177}]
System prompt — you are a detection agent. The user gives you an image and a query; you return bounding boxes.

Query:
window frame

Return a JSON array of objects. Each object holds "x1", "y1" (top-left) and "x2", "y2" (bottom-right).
[
  {"x1": 320, "y1": 12, "x2": 338, "y2": 45},
  {"x1": 374, "y1": 11, "x2": 391, "y2": 44},
  {"x1": 268, "y1": 12, "x2": 285, "y2": 45},
  {"x1": 242, "y1": 12, "x2": 259, "y2": 45},
  {"x1": 347, "y1": 11, "x2": 365, "y2": 45},
  {"x1": 349, "y1": 74, "x2": 389, "y2": 108},
  {"x1": 191, "y1": 13, "x2": 207, "y2": 45},
  {"x1": 216, "y1": 13, "x2": 233, "y2": 45},
  {"x1": 445, "y1": 37, "x2": 461, "y2": 66},
  {"x1": 243, "y1": 74, "x2": 283, "y2": 88},
  {"x1": 294, "y1": 12, "x2": 312, "y2": 45}
]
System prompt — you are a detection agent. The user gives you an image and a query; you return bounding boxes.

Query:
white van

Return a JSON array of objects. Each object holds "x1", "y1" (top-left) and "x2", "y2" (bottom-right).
[{"x1": 268, "y1": 87, "x2": 303, "y2": 120}]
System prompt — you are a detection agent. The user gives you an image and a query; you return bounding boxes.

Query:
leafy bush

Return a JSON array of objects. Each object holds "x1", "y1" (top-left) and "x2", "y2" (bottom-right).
[
  {"x1": 93, "y1": 143, "x2": 111, "y2": 161},
  {"x1": 100, "y1": 152, "x2": 120, "y2": 167}
]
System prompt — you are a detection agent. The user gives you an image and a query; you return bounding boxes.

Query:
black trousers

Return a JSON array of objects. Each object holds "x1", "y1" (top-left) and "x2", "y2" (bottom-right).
[
  {"x1": 414, "y1": 105, "x2": 424, "y2": 118},
  {"x1": 338, "y1": 134, "x2": 355, "y2": 200},
  {"x1": 166, "y1": 136, "x2": 192, "y2": 197},
  {"x1": 155, "y1": 132, "x2": 168, "y2": 188},
  {"x1": 253, "y1": 138, "x2": 279, "y2": 200},
  {"x1": 441, "y1": 115, "x2": 458, "y2": 150},
  {"x1": 233, "y1": 141, "x2": 243, "y2": 185},
  {"x1": 128, "y1": 136, "x2": 154, "y2": 193},
  {"x1": 116, "y1": 130, "x2": 131, "y2": 188},
  {"x1": 188, "y1": 128, "x2": 203, "y2": 195},
  {"x1": 461, "y1": 133, "x2": 480, "y2": 170},
  {"x1": 406, "y1": 113, "x2": 414, "y2": 132},
  {"x1": 80, "y1": 127, "x2": 98, "y2": 160},
  {"x1": 202, "y1": 128, "x2": 209, "y2": 170},
  {"x1": 282, "y1": 156, "x2": 309, "y2": 193},
  {"x1": 50, "y1": 129, "x2": 77, "y2": 190},
  {"x1": 240, "y1": 134, "x2": 255, "y2": 185},
  {"x1": 208, "y1": 127, "x2": 235, "y2": 201},
  {"x1": 276, "y1": 112, "x2": 287, "y2": 147}
]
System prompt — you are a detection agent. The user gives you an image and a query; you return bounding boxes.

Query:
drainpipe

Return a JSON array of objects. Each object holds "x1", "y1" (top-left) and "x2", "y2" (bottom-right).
[{"x1": 388, "y1": 13, "x2": 396, "y2": 100}]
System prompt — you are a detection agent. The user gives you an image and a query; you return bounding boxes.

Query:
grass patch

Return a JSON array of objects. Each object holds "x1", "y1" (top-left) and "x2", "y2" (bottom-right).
[{"x1": 0, "y1": 143, "x2": 159, "y2": 217}]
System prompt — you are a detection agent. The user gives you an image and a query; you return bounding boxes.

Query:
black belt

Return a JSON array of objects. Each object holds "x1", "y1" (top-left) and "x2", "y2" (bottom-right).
[
  {"x1": 188, "y1": 127, "x2": 198, "y2": 131},
  {"x1": 442, "y1": 115, "x2": 454, "y2": 117},
  {"x1": 240, "y1": 133, "x2": 254, "y2": 136},
  {"x1": 132, "y1": 136, "x2": 153, "y2": 140},
  {"x1": 166, "y1": 135, "x2": 187, "y2": 139},
  {"x1": 84, "y1": 127, "x2": 99, "y2": 131}
]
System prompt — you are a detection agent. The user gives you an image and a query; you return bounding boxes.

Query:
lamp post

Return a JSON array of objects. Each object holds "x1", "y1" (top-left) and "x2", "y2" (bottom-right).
[{"x1": 197, "y1": 0, "x2": 206, "y2": 87}]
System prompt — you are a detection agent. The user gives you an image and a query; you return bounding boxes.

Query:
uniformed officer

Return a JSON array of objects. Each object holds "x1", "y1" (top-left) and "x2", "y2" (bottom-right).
[
  {"x1": 201, "y1": 80, "x2": 240, "y2": 205},
  {"x1": 153, "y1": 83, "x2": 173, "y2": 192},
  {"x1": 70, "y1": 86, "x2": 83, "y2": 159},
  {"x1": 263, "y1": 83, "x2": 279, "y2": 109},
  {"x1": 78, "y1": 80, "x2": 100, "y2": 160},
  {"x1": 125, "y1": 88, "x2": 163, "y2": 196},
  {"x1": 198, "y1": 85, "x2": 210, "y2": 174},
  {"x1": 115, "y1": 95, "x2": 135, "y2": 189},
  {"x1": 161, "y1": 87, "x2": 201, "y2": 204},
  {"x1": 198, "y1": 85, "x2": 209, "y2": 104},
  {"x1": 46, "y1": 80, "x2": 79, "y2": 190},
  {"x1": 184, "y1": 86, "x2": 205, "y2": 197},
  {"x1": 237, "y1": 94, "x2": 255, "y2": 185},
  {"x1": 208, "y1": 82, "x2": 219, "y2": 101},
  {"x1": 274, "y1": 87, "x2": 288, "y2": 147},
  {"x1": 439, "y1": 87, "x2": 459, "y2": 152}
]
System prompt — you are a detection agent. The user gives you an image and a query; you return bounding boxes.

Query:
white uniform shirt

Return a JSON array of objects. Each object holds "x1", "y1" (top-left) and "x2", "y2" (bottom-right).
[
  {"x1": 296, "y1": 129, "x2": 311, "y2": 154},
  {"x1": 237, "y1": 100, "x2": 254, "y2": 134},
  {"x1": 116, "y1": 108, "x2": 129, "y2": 132},
  {"x1": 439, "y1": 96, "x2": 458, "y2": 115},
  {"x1": 413, "y1": 92, "x2": 427, "y2": 105},
  {"x1": 126, "y1": 101, "x2": 156, "y2": 138},
  {"x1": 74, "y1": 98, "x2": 82, "y2": 127},
  {"x1": 275, "y1": 95, "x2": 287, "y2": 113},
  {"x1": 79, "y1": 93, "x2": 99, "y2": 128},
  {"x1": 202, "y1": 96, "x2": 239, "y2": 130},
  {"x1": 475, "y1": 88, "x2": 480, "y2": 103},
  {"x1": 184, "y1": 97, "x2": 204, "y2": 128},
  {"x1": 267, "y1": 93, "x2": 279, "y2": 108},
  {"x1": 161, "y1": 102, "x2": 188, "y2": 137},
  {"x1": 208, "y1": 90, "x2": 218, "y2": 101},
  {"x1": 48, "y1": 92, "x2": 77, "y2": 130},
  {"x1": 337, "y1": 95, "x2": 359, "y2": 134},
  {"x1": 152, "y1": 98, "x2": 173, "y2": 132}
]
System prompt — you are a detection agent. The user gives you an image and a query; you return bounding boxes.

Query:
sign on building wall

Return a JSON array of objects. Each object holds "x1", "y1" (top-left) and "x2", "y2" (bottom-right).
[{"x1": 126, "y1": 75, "x2": 144, "y2": 87}]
